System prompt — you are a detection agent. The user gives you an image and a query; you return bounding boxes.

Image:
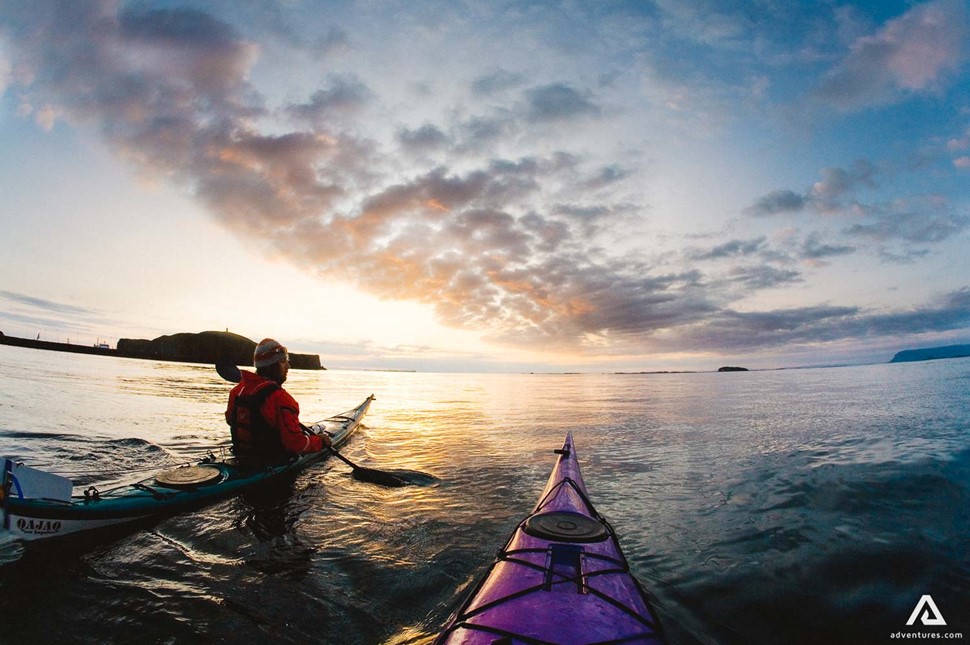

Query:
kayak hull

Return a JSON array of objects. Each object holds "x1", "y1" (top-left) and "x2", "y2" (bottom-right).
[
  {"x1": 437, "y1": 432, "x2": 665, "y2": 645},
  {"x1": 1, "y1": 395, "x2": 374, "y2": 543}
]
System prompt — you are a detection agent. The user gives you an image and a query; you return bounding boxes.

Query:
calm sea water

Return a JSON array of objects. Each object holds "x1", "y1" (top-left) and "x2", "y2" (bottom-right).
[{"x1": 0, "y1": 344, "x2": 967, "y2": 644}]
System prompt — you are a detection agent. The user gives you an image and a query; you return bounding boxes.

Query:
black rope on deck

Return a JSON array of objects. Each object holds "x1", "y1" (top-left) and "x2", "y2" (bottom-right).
[
  {"x1": 531, "y1": 476, "x2": 599, "y2": 517},
  {"x1": 451, "y1": 544, "x2": 658, "y2": 634},
  {"x1": 441, "y1": 621, "x2": 559, "y2": 645},
  {"x1": 131, "y1": 483, "x2": 177, "y2": 501}
]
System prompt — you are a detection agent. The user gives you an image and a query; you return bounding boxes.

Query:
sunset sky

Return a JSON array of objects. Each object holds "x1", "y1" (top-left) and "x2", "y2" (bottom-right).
[{"x1": 1, "y1": 0, "x2": 969, "y2": 372}]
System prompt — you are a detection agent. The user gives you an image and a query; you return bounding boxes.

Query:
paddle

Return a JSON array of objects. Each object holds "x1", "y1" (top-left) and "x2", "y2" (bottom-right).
[
  {"x1": 214, "y1": 358, "x2": 430, "y2": 487},
  {"x1": 316, "y1": 437, "x2": 410, "y2": 487},
  {"x1": 215, "y1": 357, "x2": 244, "y2": 384}
]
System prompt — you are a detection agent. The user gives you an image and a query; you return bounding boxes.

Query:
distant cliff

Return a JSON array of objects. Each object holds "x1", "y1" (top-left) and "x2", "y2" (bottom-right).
[
  {"x1": 889, "y1": 344, "x2": 970, "y2": 364},
  {"x1": 117, "y1": 331, "x2": 323, "y2": 370}
]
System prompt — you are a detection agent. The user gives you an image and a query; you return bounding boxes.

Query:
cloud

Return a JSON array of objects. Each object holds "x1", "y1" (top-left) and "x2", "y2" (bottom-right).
[
  {"x1": 0, "y1": 57, "x2": 11, "y2": 96},
  {"x1": 955, "y1": 156, "x2": 970, "y2": 169},
  {"x1": 33, "y1": 104, "x2": 58, "y2": 131},
  {"x1": 863, "y1": 287, "x2": 970, "y2": 336},
  {"x1": 0, "y1": 290, "x2": 110, "y2": 335},
  {"x1": 946, "y1": 128, "x2": 970, "y2": 151},
  {"x1": 308, "y1": 26, "x2": 351, "y2": 58},
  {"x1": 682, "y1": 236, "x2": 812, "y2": 292},
  {"x1": 0, "y1": 2, "x2": 262, "y2": 165},
  {"x1": 680, "y1": 304, "x2": 860, "y2": 351},
  {"x1": 0, "y1": 290, "x2": 93, "y2": 317},
  {"x1": 690, "y1": 230, "x2": 857, "y2": 277},
  {"x1": 750, "y1": 161, "x2": 877, "y2": 216},
  {"x1": 814, "y1": 0, "x2": 969, "y2": 110},
  {"x1": 689, "y1": 237, "x2": 767, "y2": 260},
  {"x1": 651, "y1": 0, "x2": 753, "y2": 47},
  {"x1": 116, "y1": 4, "x2": 260, "y2": 100},
  {"x1": 396, "y1": 124, "x2": 451, "y2": 154},
  {"x1": 671, "y1": 287, "x2": 970, "y2": 353},
  {"x1": 471, "y1": 69, "x2": 527, "y2": 96},
  {"x1": 800, "y1": 234, "x2": 856, "y2": 261},
  {"x1": 583, "y1": 164, "x2": 630, "y2": 190},
  {"x1": 270, "y1": 160, "x2": 725, "y2": 349},
  {"x1": 726, "y1": 265, "x2": 802, "y2": 290},
  {"x1": 454, "y1": 113, "x2": 518, "y2": 151},
  {"x1": 285, "y1": 74, "x2": 374, "y2": 126},
  {"x1": 748, "y1": 189, "x2": 807, "y2": 216},
  {"x1": 522, "y1": 83, "x2": 601, "y2": 123},
  {"x1": 843, "y1": 198, "x2": 970, "y2": 245},
  {"x1": 810, "y1": 161, "x2": 876, "y2": 202},
  {"x1": 750, "y1": 164, "x2": 965, "y2": 263}
]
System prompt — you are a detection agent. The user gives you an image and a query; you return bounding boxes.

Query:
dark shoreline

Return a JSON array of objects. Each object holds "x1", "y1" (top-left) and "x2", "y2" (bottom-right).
[
  {"x1": 0, "y1": 333, "x2": 116, "y2": 358},
  {"x1": 0, "y1": 331, "x2": 324, "y2": 370}
]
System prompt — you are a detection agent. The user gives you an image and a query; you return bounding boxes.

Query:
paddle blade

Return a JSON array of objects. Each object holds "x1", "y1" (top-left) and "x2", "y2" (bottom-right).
[
  {"x1": 351, "y1": 467, "x2": 410, "y2": 487},
  {"x1": 215, "y1": 358, "x2": 242, "y2": 383},
  {"x1": 351, "y1": 467, "x2": 438, "y2": 487}
]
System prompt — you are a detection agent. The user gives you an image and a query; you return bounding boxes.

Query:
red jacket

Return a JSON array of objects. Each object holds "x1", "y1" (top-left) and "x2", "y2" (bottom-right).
[{"x1": 225, "y1": 371, "x2": 323, "y2": 460}]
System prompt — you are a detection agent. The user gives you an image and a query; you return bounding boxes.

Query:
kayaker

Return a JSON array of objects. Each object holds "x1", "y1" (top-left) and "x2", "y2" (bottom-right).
[{"x1": 225, "y1": 338, "x2": 331, "y2": 463}]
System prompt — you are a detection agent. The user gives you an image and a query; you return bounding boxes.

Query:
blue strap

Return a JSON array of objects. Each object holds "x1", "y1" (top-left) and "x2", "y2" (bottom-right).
[{"x1": 11, "y1": 474, "x2": 24, "y2": 499}]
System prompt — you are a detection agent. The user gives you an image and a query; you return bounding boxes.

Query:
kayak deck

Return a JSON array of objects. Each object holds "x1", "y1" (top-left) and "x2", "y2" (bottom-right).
[
  {"x1": 1, "y1": 395, "x2": 374, "y2": 542},
  {"x1": 437, "y1": 433, "x2": 665, "y2": 645}
]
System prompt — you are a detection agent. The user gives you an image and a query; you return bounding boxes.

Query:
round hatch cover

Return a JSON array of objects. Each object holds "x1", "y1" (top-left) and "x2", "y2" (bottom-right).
[
  {"x1": 523, "y1": 512, "x2": 608, "y2": 543},
  {"x1": 155, "y1": 465, "x2": 222, "y2": 488}
]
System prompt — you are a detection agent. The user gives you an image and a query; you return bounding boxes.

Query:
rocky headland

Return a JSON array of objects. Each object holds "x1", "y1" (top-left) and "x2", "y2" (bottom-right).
[{"x1": 889, "y1": 344, "x2": 970, "y2": 364}]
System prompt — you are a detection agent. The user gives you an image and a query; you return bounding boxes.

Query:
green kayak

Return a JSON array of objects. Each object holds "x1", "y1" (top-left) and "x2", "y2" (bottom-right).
[{"x1": 1, "y1": 395, "x2": 374, "y2": 543}]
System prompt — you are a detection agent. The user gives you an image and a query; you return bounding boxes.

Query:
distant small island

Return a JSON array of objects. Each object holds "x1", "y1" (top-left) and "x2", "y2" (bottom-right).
[
  {"x1": 718, "y1": 366, "x2": 749, "y2": 372},
  {"x1": 889, "y1": 344, "x2": 970, "y2": 364},
  {"x1": 0, "y1": 330, "x2": 324, "y2": 370}
]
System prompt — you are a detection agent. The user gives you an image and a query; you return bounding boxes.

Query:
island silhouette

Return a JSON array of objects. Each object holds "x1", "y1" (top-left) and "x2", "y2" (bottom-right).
[{"x1": 889, "y1": 344, "x2": 970, "y2": 364}]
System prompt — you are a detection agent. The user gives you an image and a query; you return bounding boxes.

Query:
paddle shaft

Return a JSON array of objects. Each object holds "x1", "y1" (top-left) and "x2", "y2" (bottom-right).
[
  {"x1": 328, "y1": 447, "x2": 367, "y2": 472},
  {"x1": 301, "y1": 425, "x2": 363, "y2": 470}
]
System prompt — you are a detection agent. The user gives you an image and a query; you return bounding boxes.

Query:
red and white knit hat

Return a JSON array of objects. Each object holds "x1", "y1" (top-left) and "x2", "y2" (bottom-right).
[{"x1": 254, "y1": 338, "x2": 288, "y2": 368}]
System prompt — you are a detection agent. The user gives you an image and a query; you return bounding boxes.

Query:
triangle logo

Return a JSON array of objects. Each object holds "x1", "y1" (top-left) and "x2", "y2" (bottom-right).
[{"x1": 906, "y1": 595, "x2": 946, "y2": 626}]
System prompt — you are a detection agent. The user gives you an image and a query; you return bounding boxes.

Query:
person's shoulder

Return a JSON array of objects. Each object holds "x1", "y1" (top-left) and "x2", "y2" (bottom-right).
[
  {"x1": 229, "y1": 377, "x2": 248, "y2": 395},
  {"x1": 236, "y1": 371, "x2": 279, "y2": 395},
  {"x1": 238, "y1": 371, "x2": 270, "y2": 385},
  {"x1": 268, "y1": 386, "x2": 298, "y2": 407},
  {"x1": 275, "y1": 386, "x2": 297, "y2": 401}
]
